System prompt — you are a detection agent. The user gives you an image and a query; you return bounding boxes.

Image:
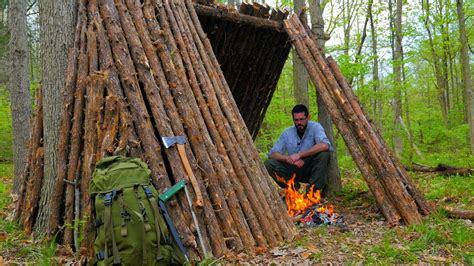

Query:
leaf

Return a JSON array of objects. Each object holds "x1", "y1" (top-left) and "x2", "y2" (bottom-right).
[
  {"x1": 290, "y1": 246, "x2": 306, "y2": 255},
  {"x1": 0, "y1": 232, "x2": 7, "y2": 241},
  {"x1": 270, "y1": 248, "x2": 289, "y2": 257},
  {"x1": 300, "y1": 251, "x2": 312, "y2": 259}
]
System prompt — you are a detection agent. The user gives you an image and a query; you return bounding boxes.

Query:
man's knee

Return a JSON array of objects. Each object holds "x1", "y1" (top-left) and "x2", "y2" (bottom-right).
[
  {"x1": 309, "y1": 151, "x2": 330, "y2": 165},
  {"x1": 318, "y1": 151, "x2": 330, "y2": 163},
  {"x1": 264, "y1": 159, "x2": 279, "y2": 175}
]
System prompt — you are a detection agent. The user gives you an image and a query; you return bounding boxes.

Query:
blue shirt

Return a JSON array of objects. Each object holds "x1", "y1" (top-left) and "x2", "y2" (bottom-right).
[{"x1": 268, "y1": 121, "x2": 333, "y2": 157}]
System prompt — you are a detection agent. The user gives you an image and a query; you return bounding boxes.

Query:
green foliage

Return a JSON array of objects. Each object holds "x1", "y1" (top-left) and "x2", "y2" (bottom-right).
[{"x1": 0, "y1": 86, "x2": 12, "y2": 161}]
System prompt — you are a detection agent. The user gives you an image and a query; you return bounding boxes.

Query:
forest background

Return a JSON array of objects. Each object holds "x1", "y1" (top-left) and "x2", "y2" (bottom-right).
[{"x1": 0, "y1": 0, "x2": 473, "y2": 264}]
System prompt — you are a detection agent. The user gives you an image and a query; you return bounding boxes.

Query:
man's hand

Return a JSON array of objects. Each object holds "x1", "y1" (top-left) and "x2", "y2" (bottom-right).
[
  {"x1": 294, "y1": 159, "x2": 304, "y2": 168},
  {"x1": 289, "y1": 153, "x2": 301, "y2": 163},
  {"x1": 285, "y1": 156, "x2": 295, "y2": 165}
]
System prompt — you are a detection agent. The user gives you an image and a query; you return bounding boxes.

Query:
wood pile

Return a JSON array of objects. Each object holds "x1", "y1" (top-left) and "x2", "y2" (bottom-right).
[
  {"x1": 284, "y1": 15, "x2": 431, "y2": 225},
  {"x1": 15, "y1": 0, "x2": 295, "y2": 259},
  {"x1": 197, "y1": 2, "x2": 291, "y2": 139}
]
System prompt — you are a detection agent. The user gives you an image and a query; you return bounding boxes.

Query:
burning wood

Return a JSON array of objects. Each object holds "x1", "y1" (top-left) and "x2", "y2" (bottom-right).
[{"x1": 277, "y1": 174, "x2": 344, "y2": 226}]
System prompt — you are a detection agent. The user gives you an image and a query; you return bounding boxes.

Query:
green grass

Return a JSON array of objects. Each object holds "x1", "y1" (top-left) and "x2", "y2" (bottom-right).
[
  {"x1": 365, "y1": 231, "x2": 418, "y2": 263},
  {"x1": 414, "y1": 173, "x2": 474, "y2": 206},
  {"x1": 0, "y1": 163, "x2": 58, "y2": 264}
]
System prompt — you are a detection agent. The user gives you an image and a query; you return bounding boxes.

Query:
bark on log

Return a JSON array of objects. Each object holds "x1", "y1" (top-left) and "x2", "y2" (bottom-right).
[
  {"x1": 194, "y1": 4, "x2": 283, "y2": 31},
  {"x1": 63, "y1": 25, "x2": 89, "y2": 246},
  {"x1": 185, "y1": 0, "x2": 295, "y2": 240},
  {"x1": 171, "y1": 0, "x2": 269, "y2": 249},
  {"x1": 406, "y1": 163, "x2": 474, "y2": 176},
  {"x1": 20, "y1": 87, "x2": 44, "y2": 234},
  {"x1": 326, "y1": 56, "x2": 431, "y2": 216},
  {"x1": 443, "y1": 206, "x2": 474, "y2": 220},
  {"x1": 97, "y1": 0, "x2": 197, "y2": 250},
  {"x1": 49, "y1": 3, "x2": 86, "y2": 234}
]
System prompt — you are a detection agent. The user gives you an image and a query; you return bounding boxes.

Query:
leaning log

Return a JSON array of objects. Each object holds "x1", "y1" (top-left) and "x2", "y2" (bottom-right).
[
  {"x1": 194, "y1": 4, "x2": 283, "y2": 31},
  {"x1": 19, "y1": 87, "x2": 44, "y2": 234}
]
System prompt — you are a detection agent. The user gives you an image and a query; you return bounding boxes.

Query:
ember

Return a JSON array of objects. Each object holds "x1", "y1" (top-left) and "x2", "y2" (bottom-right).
[
  {"x1": 298, "y1": 204, "x2": 344, "y2": 226},
  {"x1": 277, "y1": 174, "x2": 344, "y2": 226}
]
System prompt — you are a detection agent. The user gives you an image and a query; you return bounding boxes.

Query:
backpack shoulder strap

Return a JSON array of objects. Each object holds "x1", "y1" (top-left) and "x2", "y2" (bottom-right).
[
  {"x1": 103, "y1": 191, "x2": 121, "y2": 265},
  {"x1": 142, "y1": 185, "x2": 170, "y2": 261}
]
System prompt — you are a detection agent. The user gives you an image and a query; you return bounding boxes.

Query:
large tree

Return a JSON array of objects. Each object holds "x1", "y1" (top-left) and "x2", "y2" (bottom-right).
[
  {"x1": 309, "y1": 0, "x2": 341, "y2": 193},
  {"x1": 368, "y1": 0, "x2": 381, "y2": 129},
  {"x1": 293, "y1": 0, "x2": 309, "y2": 107},
  {"x1": 35, "y1": 0, "x2": 77, "y2": 232},
  {"x1": 391, "y1": 0, "x2": 404, "y2": 156},
  {"x1": 456, "y1": 0, "x2": 474, "y2": 154},
  {"x1": 9, "y1": 0, "x2": 31, "y2": 194}
]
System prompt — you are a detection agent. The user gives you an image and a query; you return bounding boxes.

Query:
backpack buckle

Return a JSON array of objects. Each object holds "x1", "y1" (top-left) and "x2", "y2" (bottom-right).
[
  {"x1": 121, "y1": 211, "x2": 131, "y2": 221},
  {"x1": 143, "y1": 186, "x2": 153, "y2": 199},
  {"x1": 103, "y1": 191, "x2": 116, "y2": 206}
]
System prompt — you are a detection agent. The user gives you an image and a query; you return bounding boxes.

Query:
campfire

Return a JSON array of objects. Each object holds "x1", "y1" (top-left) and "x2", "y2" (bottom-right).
[{"x1": 277, "y1": 174, "x2": 344, "y2": 226}]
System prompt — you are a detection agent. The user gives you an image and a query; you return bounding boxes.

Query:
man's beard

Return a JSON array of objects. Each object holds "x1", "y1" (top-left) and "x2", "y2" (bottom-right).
[{"x1": 296, "y1": 124, "x2": 307, "y2": 133}]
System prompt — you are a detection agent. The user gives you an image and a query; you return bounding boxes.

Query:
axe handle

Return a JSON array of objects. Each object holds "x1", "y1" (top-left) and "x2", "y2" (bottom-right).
[{"x1": 177, "y1": 143, "x2": 204, "y2": 208}]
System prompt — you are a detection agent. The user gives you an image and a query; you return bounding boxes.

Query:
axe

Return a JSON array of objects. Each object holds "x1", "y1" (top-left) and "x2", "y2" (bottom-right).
[
  {"x1": 162, "y1": 136, "x2": 204, "y2": 207},
  {"x1": 162, "y1": 136, "x2": 209, "y2": 257}
]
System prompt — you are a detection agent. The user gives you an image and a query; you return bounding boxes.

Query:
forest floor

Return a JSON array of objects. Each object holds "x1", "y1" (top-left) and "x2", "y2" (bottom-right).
[{"x1": 0, "y1": 163, "x2": 473, "y2": 264}]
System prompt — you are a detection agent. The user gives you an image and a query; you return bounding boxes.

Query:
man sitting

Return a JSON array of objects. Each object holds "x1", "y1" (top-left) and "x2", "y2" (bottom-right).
[{"x1": 264, "y1": 104, "x2": 332, "y2": 195}]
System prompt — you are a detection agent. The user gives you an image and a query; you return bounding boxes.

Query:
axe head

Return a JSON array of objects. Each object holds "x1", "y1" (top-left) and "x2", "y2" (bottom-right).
[{"x1": 162, "y1": 136, "x2": 186, "y2": 148}]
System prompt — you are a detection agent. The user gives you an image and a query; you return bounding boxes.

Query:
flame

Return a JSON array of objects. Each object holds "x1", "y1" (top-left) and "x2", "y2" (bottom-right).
[{"x1": 276, "y1": 174, "x2": 322, "y2": 216}]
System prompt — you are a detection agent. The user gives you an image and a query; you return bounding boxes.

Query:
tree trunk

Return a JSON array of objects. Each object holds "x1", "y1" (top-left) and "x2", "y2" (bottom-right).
[
  {"x1": 421, "y1": 0, "x2": 449, "y2": 127},
  {"x1": 437, "y1": 0, "x2": 451, "y2": 116},
  {"x1": 368, "y1": 0, "x2": 381, "y2": 129},
  {"x1": 8, "y1": 0, "x2": 31, "y2": 195},
  {"x1": 292, "y1": 0, "x2": 309, "y2": 107},
  {"x1": 35, "y1": 0, "x2": 77, "y2": 232},
  {"x1": 392, "y1": 0, "x2": 403, "y2": 156},
  {"x1": 309, "y1": 0, "x2": 341, "y2": 193},
  {"x1": 456, "y1": 0, "x2": 474, "y2": 154}
]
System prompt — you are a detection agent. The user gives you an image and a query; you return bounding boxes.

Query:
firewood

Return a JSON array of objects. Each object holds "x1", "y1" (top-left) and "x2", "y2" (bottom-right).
[
  {"x1": 406, "y1": 163, "x2": 473, "y2": 176},
  {"x1": 18, "y1": 0, "x2": 297, "y2": 259},
  {"x1": 184, "y1": 0, "x2": 296, "y2": 242},
  {"x1": 96, "y1": 0, "x2": 198, "y2": 251},
  {"x1": 172, "y1": 0, "x2": 272, "y2": 249},
  {"x1": 443, "y1": 206, "x2": 474, "y2": 220}
]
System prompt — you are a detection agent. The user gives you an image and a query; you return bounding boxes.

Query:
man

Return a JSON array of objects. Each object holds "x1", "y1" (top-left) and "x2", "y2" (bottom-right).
[{"x1": 264, "y1": 104, "x2": 331, "y2": 194}]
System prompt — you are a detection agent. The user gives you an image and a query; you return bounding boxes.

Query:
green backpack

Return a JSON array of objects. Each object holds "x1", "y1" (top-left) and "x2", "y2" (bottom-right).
[{"x1": 89, "y1": 156, "x2": 186, "y2": 265}]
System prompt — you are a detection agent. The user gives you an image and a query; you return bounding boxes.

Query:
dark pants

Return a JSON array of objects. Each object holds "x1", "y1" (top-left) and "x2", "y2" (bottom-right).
[{"x1": 264, "y1": 151, "x2": 330, "y2": 191}]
